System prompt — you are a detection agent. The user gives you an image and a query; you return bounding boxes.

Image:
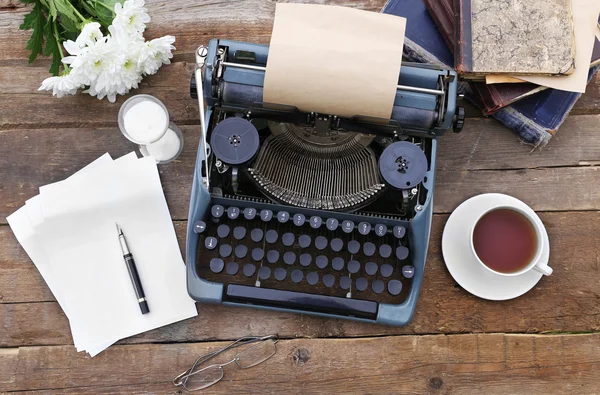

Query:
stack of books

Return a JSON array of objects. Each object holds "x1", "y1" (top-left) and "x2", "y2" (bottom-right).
[{"x1": 383, "y1": 0, "x2": 600, "y2": 147}]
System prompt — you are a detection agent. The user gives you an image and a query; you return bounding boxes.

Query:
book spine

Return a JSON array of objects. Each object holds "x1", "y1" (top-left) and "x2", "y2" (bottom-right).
[
  {"x1": 423, "y1": 0, "x2": 456, "y2": 55},
  {"x1": 454, "y1": 0, "x2": 473, "y2": 73},
  {"x1": 491, "y1": 108, "x2": 554, "y2": 148}
]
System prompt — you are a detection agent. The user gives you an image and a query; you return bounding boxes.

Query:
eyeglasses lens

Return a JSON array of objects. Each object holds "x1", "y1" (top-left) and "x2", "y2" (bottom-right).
[
  {"x1": 235, "y1": 339, "x2": 277, "y2": 369},
  {"x1": 183, "y1": 364, "x2": 224, "y2": 391}
]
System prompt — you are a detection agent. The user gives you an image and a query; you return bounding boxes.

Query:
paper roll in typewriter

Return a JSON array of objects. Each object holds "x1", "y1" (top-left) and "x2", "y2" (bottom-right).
[{"x1": 186, "y1": 4, "x2": 464, "y2": 328}]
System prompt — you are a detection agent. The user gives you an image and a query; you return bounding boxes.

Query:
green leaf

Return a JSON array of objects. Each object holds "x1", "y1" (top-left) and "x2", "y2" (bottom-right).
[
  {"x1": 43, "y1": 19, "x2": 62, "y2": 75},
  {"x1": 79, "y1": 0, "x2": 98, "y2": 18},
  {"x1": 59, "y1": 12, "x2": 79, "y2": 33},
  {"x1": 20, "y1": 1, "x2": 46, "y2": 63},
  {"x1": 20, "y1": 0, "x2": 35, "y2": 4},
  {"x1": 94, "y1": 0, "x2": 123, "y2": 27},
  {"x1": 52, "y1": 0, "x2": 80, "y2": 24}
]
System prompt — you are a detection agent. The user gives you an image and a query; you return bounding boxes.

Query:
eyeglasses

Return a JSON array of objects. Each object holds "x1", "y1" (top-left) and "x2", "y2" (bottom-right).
[{"x1": 173, "y1": 335, "x2": 278, "y2": 391}]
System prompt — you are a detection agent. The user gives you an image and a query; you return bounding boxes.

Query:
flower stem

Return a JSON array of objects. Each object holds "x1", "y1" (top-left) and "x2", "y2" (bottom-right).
[
  {"x1": 68, "y1": 2, "x2": 88, "y2": 23},
  {"x1": 53, "y1": 21, "x2": 70, "y2": 73}
]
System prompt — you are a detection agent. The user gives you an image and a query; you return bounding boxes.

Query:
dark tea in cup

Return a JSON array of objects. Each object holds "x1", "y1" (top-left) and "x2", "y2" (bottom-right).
[{"x1": 472, "y1": 208, "x2": 538, "y2": 274}]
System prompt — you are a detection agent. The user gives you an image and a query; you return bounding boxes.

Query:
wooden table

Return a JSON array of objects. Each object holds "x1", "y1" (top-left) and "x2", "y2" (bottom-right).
[{"x1": 2, "y1": 1, "x2": 600, "y2": 393}]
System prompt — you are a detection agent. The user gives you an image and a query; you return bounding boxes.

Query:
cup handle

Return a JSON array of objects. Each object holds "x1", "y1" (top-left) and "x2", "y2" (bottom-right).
[{"x1": 533, "y1": 262, "x2": 553, "y2": 276}]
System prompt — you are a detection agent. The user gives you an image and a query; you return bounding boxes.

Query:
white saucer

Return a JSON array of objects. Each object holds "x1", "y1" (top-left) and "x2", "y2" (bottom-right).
[{"x1": 441, "y1": 193, "x2": 550, "y2": 301}]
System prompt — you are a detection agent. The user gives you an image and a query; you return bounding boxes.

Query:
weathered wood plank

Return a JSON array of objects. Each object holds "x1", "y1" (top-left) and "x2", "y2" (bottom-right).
[
  {"x1": 437, "y1": 114, "x2": 600, "y2": 170},
  {"x1": 435, "y1": 166, "x2": 600, "y2": 212},
  {"x1": 2, "y1": 334, "x2": 600, "y2": 394},
  {"x1": 2, "y1": 211, "x2": 600, "y2": 347},
  {"x1": 1, "y1": 116, "x2": 599, "y2": 223}
]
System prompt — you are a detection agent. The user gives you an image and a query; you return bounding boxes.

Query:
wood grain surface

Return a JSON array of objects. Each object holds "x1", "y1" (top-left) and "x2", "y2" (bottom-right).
[
  {"x1": 2, "y1": 334, "x2": 600, "y2": 394},
  {"x1": 1, "y1": 0, "x2": 600, "y2": 393}
]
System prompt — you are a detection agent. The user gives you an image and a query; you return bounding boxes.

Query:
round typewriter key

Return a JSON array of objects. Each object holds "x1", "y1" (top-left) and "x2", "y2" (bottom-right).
[
  {"x1": 243, "y1": 263, "x2": 256, "y2": 277},
  {"x1": 347, "y1": 260, "x2": 360, "y2": 274},
  {"x1": 219, "y1": 244, "x2": 232, "y2": 258},
  {"x1": 299, "y1": 253, "x2": 312, "y2": 267},
  {"x1": 205, "y1": 237, "x2": 218, "y2": 250},
  {"x1": 348, "y1": 240, "x2": 360, "y2": 254},
  {"x1": 332, "y1": 257, "x2": 344, "y2": 271},
  {"x1": 211, "y1": 205, "x2": 224, "y2": 219},
  {"x1": 306, "y1": 272, "x2": 319, "y2": 286},
  {"x1": 316, "y1": 255, "x2": 328, "y2": 269},
  {"x1": 330, "y1": 238, "x2": 343, "y2": 252},
  {"x1": 193, "y1": 221, "x2": 206, "y2": 234},
  {"x1": 340, "y1": 276, "x2": 351, "y2": 290},
  {"x1": 309, "y1": 216, "x2": 322, "y2": 229},
  {"x1": 260, "y1": 209, "x2": 273, "y2": 222},
  {"x1": 342, "y1": 220, "x2": 354, "y2": 233},
  {"x1": 227, "y1": 206, "x2": 240, "y2": 220},
  {"x1": 388, "y1": 280, "x2": 403, "y2": 295},
  {"x1": 365, "y1": 261, "x2": 378, "y2": 276},
  {"x1": 251, "y1": 248, "x2": 264, "y2": 261},
  {"x1": 217, "y1": 224, "x2": 230, "y2": 238},
  {"x1": 225, "y1": 262, "x2": 239, "y2": 275},
  {"x1": 265, "y1": 229, "x2": 278, "y2": 244},
  {"x1": 298, "y1": 234, "x2": 312, "y2": 248},
  {"x1": 372, "y1": 279, "x2": 385, "y2": 294},
  {"x1": 396, "y1": 246, "x2": 409, "y2": 260},
  {"x1": 209, "y1": 258, "x2": 224, "y2": 273},
  {"x1": 326, "y1": 218, "x2": 339, "y2": 231},
  {"x1": 277, "y1": 211, "x2": 290, "y2": 223},
  {"x1": 363, "y1": 242, "x2": 376, "y2": 257},
  {"x1": 283, "y1": 252, "x2": 296, "y2": 265},
  {"x1": 243, "y1": 207, "x2": 257, "y2": 220},
  {"x1": 393, "y1": 225, "x2": 406, "y2": 239},
  {"x1": 402, "y1": 265, "x2": 415, "y2": 279},
  {"x1": 291, "y1": 269, "x2": 303, "y2": 283},
  {"x1": 379, "y1": 244, "x2": 392, "y2": 258},
  {"x1": 315, "y1": 236, "x2": 328, "y2": 250},
  {"x1": 233, "y1": 226, "x2": 246, "y2": 240},
  {"x1": 380, "y1": 263, "x2": 393, "y2": 278},
  {"x1": 323, "y1": 274, "x2": 335, "y2": 288},
  {"x1": 274, "y1": 268, "x2": 287, "y2": 281},
  {"x1": 235, "y1": 244, "x2": 248, "y2": 259},
  {"x1": 293, "y1": 213, "x2": 305, "y2": 226},
  {"x1": 267, "y1": 250, "x2": 280, "y2": 264},
  {"x1": 374, "y1": 224, "x2": 387, "y2": 237},
  {"x1": 358, "y1": 222, "x2": 371, "y2": 235},
  {"x1": 356, "y1": 277, "x2": 368, "y2": 291},
  {"x1": 250, "y1": 228, "x2": 263, "y2": 242},
  {"x1": 282, "y1": 232, "x2": 295, "y2": 247},
  {"x1": 258, "y1": 266, "x2": 271, "y2": 280}
]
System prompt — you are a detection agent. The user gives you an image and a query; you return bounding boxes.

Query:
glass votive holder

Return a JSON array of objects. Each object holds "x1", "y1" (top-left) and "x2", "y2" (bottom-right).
[{"x1": 118, "y1": 94, "x2": 184, "y2": 164}]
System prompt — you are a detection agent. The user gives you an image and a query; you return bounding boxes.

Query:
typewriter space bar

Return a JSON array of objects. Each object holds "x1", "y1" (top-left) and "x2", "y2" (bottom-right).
[{"x1": 226, "y1": 285, "x2": 378, "y2": 319}]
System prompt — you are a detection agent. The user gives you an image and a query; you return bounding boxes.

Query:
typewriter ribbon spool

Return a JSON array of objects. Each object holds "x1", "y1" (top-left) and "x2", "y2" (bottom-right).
[
  {"x1": 210, "y1": 118, "x2": 260, "y2": 165},
  {"x1": 379, "y1": 141, "x2": 428, "y2": 189}
]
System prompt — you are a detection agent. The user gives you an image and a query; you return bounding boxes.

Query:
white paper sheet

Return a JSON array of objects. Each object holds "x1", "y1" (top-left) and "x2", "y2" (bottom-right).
[
  {"x1": 8, "y1": 152, "x2": 197, "y2": 356},
  {"x1": 38, "y1": 155, "x2": 197, "y2": 352}
]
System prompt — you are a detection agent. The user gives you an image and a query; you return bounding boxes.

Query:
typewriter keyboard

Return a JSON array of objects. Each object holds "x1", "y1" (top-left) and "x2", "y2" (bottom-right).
[{"x1": 194, "y1": 197, "x2": 414, "y2": 314}]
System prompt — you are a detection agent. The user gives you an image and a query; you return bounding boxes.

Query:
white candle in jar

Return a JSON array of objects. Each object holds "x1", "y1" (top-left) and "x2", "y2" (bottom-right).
[
  {"x1": 123, "y1": 100, "x2": 168, "y2": 143},
  {"x1": 145, "y1": 128, "x2": 182, "y2": 162}
]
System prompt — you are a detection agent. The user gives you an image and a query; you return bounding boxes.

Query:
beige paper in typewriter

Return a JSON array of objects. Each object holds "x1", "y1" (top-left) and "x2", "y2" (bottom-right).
[{"x1": 263, "y1": 3, "x2": 406, "y2": 120}]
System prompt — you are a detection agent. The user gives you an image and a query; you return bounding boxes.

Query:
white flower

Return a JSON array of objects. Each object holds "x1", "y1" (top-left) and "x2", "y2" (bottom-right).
[
  {"x1": 75, "y1": 22, "x2": 103, "y2": 47},
  {"x1": 63, "y1": 36, "x2": 125, "y2": 85},
  {"x1": 38, "y1": 74, "x2": 83, "y2": 98},
  {"x1": 138, "y1": 36, "x2": 176, "y2": 75},
  {"x1": 113, "y1": 0, "x2": 150, "y2": 35}
]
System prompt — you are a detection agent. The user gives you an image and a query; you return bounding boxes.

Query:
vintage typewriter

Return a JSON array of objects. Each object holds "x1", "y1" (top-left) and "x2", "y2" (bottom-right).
[{"x1": 186, "y1": 39, "x2": 464, "y2": 326}]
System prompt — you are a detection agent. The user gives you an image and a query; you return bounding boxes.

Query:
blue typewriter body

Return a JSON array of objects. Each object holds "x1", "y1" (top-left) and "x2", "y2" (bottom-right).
[{"x1": 186, "y1": 39, "x2": 463, "y2": 326}]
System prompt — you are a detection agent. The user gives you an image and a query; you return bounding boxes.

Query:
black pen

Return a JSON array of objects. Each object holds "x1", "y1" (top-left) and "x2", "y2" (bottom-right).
[{"x1": 116, "y1": 223, "x2": 149, "y2": 314}]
